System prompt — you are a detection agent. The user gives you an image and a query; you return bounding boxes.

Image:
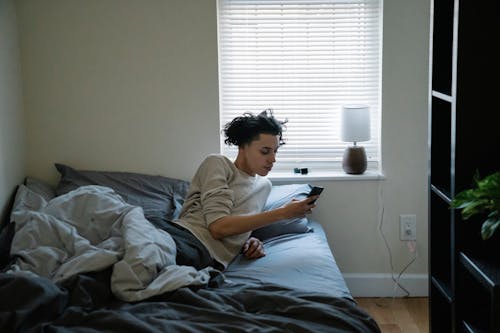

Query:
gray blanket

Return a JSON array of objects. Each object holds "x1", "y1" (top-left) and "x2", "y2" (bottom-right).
[
  {"x1": 8, "y1": 185, "x2": 218, "y2": 301},
  {"x1": 0, "y1": 271, "x2": 381, "y2": 333}
]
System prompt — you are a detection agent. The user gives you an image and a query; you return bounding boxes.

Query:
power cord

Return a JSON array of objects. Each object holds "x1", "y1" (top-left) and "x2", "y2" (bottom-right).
[{"x1": 376, "y1": 181, "x2": 418, "y2": 305}]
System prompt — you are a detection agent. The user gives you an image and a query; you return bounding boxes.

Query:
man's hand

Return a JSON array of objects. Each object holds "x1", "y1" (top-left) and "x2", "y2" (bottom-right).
[
  {"x1": 281, "y1": 196, "x2": 317, "y2": 218},
  {"x1": 242, "y1": 237, "x2": 265, "y2": 259}
]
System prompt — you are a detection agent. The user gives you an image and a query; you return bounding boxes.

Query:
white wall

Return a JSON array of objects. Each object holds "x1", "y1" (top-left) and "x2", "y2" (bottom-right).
[
  {"x1": 0, "y1": 0, "x2": 26, "y2": 224},
  {"x1": 17, "y1": 0, "x2": 220, "y2": 182},
  {"x1": 15, "y1": 0, "x2": 430, "y2": 296}
]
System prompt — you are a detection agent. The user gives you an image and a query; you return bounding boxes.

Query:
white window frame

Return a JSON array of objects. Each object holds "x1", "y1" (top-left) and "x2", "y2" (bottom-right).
[{"x1": 217, "y1": 0, "x2": 383, "y2": 178}]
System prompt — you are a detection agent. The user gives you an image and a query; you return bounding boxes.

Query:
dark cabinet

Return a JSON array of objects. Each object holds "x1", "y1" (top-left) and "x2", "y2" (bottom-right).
[{"x1": 428, "y1": 0, "x2": 500, "y2": 332}]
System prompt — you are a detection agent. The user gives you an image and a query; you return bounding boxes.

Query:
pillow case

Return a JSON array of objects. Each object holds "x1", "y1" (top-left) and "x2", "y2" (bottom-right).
[
  {"x1": 55, "y1": 163, "x2": 190, "y2": 221},
  {"x1": 251, "y1": 183, "x2": 313, "y2": 241}
]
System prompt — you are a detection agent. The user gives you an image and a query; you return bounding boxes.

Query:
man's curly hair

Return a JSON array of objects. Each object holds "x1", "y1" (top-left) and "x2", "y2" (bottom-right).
[{"x1": 223, "y1": 109, "x2": 287, "y2": 147}]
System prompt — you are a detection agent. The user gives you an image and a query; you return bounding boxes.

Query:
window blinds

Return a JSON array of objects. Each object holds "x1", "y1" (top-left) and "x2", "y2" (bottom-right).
[{"x1": 217, "y1": 0, "x2": 381, "y2": 172}]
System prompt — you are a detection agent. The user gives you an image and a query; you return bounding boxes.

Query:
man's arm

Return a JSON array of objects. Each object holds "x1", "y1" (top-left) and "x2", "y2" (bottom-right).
[{"x1": 208, "y1": 196, "x2": 318, "y2": 240}]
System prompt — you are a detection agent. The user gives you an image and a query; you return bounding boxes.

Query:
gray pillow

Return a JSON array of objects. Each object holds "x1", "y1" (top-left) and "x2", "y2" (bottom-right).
[
  {"x1": 251, "y1": 184, "x2": 313, "y2": 241},
  {"x1": 55, "y1": 163, "x2": 190, "y2": 221}
]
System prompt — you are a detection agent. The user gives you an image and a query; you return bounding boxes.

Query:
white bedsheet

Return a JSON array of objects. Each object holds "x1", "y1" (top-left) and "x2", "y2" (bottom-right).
[
  {"x1": 225, "y1": 221, "x2": 352, "y2": 300},
  {"x1": 8, "y1": 185, "x2": 218, "y2": 302}
]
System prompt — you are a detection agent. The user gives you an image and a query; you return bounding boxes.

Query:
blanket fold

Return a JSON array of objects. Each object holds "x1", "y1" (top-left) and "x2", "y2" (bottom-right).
[{"x1": 8, "y1": 185, "x2": 220, "y2": 301}]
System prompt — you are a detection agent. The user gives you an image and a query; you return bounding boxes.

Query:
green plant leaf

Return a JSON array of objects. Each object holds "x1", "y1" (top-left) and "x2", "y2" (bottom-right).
[
  {"x1": 481, "y1": 217, "x2": 500, "y2": 240},
  {"x1": 451, "y1": 171, "x2": 500, "y2": 240},
  {"x1": 459, "y1": 199, "x2": 490, "y2": 219}
]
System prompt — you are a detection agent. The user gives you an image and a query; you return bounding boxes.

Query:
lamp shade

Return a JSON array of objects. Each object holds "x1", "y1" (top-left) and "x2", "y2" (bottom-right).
[{"x1": 341, "y1": 105, "x2": 371, "y2": 143}]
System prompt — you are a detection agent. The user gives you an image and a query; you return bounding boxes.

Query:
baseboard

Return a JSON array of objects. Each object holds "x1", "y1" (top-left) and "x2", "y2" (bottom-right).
[{"x1": 343, "y1": 273, "x2": 428, "y2": 297}]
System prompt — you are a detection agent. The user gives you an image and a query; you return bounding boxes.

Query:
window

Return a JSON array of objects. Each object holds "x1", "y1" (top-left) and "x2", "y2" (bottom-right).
[{"x1": 217, "y1": 0, "x2": 382, "y2": 174}]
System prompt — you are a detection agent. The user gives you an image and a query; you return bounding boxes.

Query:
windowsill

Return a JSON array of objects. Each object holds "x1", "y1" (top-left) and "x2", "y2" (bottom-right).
[{"x1": 268, "y1": 170, "x2": 386, "y2": 182}]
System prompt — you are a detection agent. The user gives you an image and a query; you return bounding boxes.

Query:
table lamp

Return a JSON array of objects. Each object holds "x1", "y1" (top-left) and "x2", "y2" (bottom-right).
[{"x1": 341, "y1": 104, "x2": 371, "y2": 174}]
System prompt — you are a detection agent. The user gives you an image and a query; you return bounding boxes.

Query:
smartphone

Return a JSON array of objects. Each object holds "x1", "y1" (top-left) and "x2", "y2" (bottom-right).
[{"x1": 307, "y1": 186, "x2": 324, "y2": 204}]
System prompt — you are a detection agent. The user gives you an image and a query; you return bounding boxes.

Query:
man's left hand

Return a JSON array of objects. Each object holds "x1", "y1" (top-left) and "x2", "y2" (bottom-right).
[{"x1": 242, "y1": 237, "x2": 265, "y2": 259}]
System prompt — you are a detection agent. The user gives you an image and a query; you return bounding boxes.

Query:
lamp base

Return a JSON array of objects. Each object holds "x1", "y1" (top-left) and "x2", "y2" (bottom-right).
[{"x1": 342, "y1": 146, "x2": 367, "y2": 174}]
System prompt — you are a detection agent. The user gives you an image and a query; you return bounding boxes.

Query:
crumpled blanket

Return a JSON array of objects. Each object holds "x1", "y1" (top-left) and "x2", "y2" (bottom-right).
[{"x1": 7, "y1": 184, "x2": 220, "y2": 302}]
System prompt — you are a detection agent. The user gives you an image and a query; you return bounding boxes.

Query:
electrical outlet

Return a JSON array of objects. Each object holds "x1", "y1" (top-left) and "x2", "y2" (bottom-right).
[{"x1": 400, "y1": 214, "x2": 417, "y2": 241}]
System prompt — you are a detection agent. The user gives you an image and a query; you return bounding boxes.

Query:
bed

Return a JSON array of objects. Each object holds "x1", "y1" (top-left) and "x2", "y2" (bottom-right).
[{"x1": 0, "y1": 164, "x2": 380, "y2": 333}]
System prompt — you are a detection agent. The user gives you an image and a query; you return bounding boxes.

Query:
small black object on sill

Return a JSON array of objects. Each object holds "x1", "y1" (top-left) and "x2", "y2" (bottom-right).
[{"x1": 293, "y1": 167, "x2": 309, "y2": 175}]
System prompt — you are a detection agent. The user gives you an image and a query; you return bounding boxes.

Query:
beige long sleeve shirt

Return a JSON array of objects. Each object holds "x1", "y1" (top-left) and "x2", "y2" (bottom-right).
[{"x1": 173, "y1": 154, "x2": 271, "y2": 268}]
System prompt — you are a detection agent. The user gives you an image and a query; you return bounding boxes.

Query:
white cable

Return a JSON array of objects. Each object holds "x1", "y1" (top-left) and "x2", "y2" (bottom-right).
[
  {"x1": 377, "y1": 181, "x2": 417, "y2": 300},
  {"x1": 395, "y1": 245, "x2": 418, "y2": 297}
]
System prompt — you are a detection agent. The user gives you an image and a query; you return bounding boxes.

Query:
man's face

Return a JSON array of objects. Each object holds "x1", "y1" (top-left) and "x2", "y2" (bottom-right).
[{"x1": 239, "y1": 133, "x2": 280, "y2": 176}]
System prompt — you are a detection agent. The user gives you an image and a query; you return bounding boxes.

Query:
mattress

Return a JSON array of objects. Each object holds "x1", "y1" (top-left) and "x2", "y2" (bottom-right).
[{"x1": 225, "y1": 221, "x2": 352, "y2": 300}]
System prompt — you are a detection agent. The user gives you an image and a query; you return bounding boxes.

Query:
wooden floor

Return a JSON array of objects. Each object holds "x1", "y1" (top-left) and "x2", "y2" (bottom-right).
[{"x1": 355, "y1": 297, "x2": 429, "y2": 333}]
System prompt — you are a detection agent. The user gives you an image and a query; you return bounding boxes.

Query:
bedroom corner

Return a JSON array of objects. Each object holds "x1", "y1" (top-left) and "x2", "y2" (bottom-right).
[{"x1": 0, "y1": 0, "x2": 26, "y2": 227}]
